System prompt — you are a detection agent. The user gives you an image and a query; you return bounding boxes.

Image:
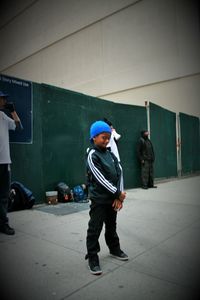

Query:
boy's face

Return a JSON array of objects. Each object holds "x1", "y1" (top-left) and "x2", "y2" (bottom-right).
[{"x1": 93, "y1": 132, "x2": 111, "y2": 149}]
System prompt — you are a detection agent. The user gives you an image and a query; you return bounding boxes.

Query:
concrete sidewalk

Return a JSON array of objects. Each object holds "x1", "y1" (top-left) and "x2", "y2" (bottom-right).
[{"x1": 0, "y1": 176, "x2": 199, "y2": 300}]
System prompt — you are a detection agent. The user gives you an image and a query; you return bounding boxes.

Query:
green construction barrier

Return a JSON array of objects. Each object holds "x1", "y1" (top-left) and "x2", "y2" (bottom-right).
[
  {"x1": 150, "y1": 102, "x2": 177, "y2": 178},
  {"x1": 179, "y1": 113, "x2": 200, "y2": 174},
  {"x1": 4, "y1": 77, "x2": 199, "y2": 204},
  {"x1": 7, "y1": 82, "x2": 147, "y2": 203},
  {"x1": 40, "y1": 84, "x2": 114, "y2": 191},
  {"x1": 40, "y1": 84, "x2": 147, "y2": 191}
]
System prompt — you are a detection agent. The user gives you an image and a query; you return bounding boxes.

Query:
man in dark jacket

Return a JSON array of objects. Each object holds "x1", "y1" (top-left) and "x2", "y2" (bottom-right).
[{"x1": 137, "y1": 130, "x2": 157, "y2": 189}]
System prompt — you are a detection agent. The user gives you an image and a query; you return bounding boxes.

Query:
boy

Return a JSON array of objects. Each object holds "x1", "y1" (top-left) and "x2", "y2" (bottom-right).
[{"x1": 85, "y1": 120, "x2": 128, "y2": 275}]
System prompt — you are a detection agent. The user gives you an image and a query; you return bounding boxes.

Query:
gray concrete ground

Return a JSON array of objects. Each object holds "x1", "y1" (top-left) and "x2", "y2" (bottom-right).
[{"x1": 0, "y1": 176, "x2": 199, "y2": 300}]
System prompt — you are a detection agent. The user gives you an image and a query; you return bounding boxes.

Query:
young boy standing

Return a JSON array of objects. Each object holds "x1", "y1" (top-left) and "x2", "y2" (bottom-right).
[{"x1": 85, "y1": 120, "x2": 128, "y2": 275}]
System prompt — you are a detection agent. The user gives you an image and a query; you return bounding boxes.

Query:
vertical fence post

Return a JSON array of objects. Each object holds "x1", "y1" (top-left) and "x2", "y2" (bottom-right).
[
  {"x1": 176, "y1": 113, "x2": 182, "y2": 177},
  {"x1": 145, "y1": 101, "x2": 150, "y2": 136}
]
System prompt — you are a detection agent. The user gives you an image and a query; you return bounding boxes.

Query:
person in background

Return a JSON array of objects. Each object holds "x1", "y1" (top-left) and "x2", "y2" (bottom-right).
[
  {"x1": 103, "y1": 118, "x2": 121, "y2": 162},
  {"x1": 85, "y1": 120, "x2": 128, "y2": 275},
  {"x1": 137, "y1": 130, "x2": 157, "y2": 189},
  {"x1": 0, "y1": 91, "x2": 22, "y2": 235},
  {"x1": 103, "y1": 118, "x2": 124, "y2": 191}
]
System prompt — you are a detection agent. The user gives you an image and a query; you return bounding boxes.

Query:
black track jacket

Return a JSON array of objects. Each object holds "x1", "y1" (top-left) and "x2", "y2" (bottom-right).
[{"x1": 86, "y1": 145, "x2": 123, "y2": 204}]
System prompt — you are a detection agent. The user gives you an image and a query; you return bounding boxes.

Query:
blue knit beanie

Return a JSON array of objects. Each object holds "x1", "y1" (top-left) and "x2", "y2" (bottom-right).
[{"x1": 90, "y1": 121, "x2": 111, "y2": 141}]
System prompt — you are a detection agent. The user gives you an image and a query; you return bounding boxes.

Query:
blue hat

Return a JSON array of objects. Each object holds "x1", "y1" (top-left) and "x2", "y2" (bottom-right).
[
  {"x1": 0, "y1": 91, "x2": 9, "y2": 98},
  {"x1": 90, "y1": 121, "x2": 111, "y2": 141}
]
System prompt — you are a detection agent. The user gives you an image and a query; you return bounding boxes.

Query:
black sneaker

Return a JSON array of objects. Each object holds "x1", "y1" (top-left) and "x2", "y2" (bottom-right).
[
  {"x1": 149, "y1": 185, "x2": 157, "y2": 188},
  {"x1": 142, "y1": 186, "x2": 148, "y2": 189},
  {"x1": 110, "y1": 250, "x2": 129, "y2": 261},
  {"x1": 0, "y1": 224, "x2": 15, "y2": 235},
  {"x1": 88, "y1": 256, "x2": 102, "y2": 275}
]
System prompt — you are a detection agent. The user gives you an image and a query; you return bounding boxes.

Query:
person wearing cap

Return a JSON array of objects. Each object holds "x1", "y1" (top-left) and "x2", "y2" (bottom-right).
[
  {"x1": 0, "y1": 91, "x2": 22, "y2": 235},
  {"x1": 85, "y1": 120, "x2": 128, "y2": 275},
  {"x1": 137, "y1": 130, "x2": 157, "y2": 189}
]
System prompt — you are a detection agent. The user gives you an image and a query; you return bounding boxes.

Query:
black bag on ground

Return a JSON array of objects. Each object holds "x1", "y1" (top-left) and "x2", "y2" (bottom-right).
[
  {"x1": 8, "y1": 181, "x2": 35, "y2": 212},
  {"x1": 55, "y1": 182, "x2": 72, "y2": 202}
]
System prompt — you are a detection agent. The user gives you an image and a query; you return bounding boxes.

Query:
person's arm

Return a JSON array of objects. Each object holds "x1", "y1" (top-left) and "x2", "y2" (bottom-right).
[
  {"x1": 137, "y1": 139, "x2": 144, "y2": 163},
  {"x1": 6, "y1": 102, "x2": 23, "y2": 130},
  {"x1": 150, "y1": 140, "x2": 155, "y2": 162},
  {"x1": 112, "y1": 129, "x2": 121, "y2": 141},
  {"x1": 111, "y1": 152, "x2": 126, "y2": 203},
  {"x1": 11, "y1": 111, "x2": 23, "y2": 129}
]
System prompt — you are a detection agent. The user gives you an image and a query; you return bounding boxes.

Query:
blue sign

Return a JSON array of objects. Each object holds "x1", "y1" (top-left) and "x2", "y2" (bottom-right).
[{"x1": 0, "y1": 74, "x2": 32, "y2": 143}]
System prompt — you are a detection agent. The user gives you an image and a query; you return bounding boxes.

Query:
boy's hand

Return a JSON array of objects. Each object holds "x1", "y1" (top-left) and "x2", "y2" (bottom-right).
[
  {"x1": 119, "y1": 191, "x2": 126, "y2": 202},
  {"x1": 112, "y1": 199, "x2": 123, "y2": 211}
]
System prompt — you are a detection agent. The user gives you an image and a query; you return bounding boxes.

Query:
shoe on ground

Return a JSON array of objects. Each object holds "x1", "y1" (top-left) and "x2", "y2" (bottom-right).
[
  {"x1": 142, "y1": 186, "x2": 148, "y2": 189},
  {"x1": 0, "y1": 224, "x2": 15, "y2": 235},
  {"x1": 110, "y1": 250, "x2": 129, "y2": 261},
  {"x1": 88, "y1": 257, "x2": 102, "y2": 275}
]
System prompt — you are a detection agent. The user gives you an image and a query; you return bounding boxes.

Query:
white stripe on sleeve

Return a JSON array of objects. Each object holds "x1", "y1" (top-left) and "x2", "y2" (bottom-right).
[{"x1": 88, "y1": 150, "x2": 117, "y2": 194}]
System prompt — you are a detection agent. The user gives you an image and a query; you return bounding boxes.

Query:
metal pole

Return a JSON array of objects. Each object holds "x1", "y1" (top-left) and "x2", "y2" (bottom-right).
[
  {"x1": 145, "y1": 101, "x2": 150, "y2": 137},
  {"x1": 176, "y1": 113, "x2": 182, "y2": 177}
]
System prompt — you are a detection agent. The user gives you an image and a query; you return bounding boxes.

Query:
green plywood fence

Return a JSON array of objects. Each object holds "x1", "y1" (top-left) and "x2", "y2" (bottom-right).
[
  {"x1": 40, "y1": 84, "x2": 114, "y2": 192},
  {"x1": 40, "y1": 84, "x2": 147, "y2": 192},
  {"x1": 149, "y1": 102, "x2": 177, "y2": 178},
  {"x1": 8, "y1": 82, "x2": 147, "y2": 203},
  {"x1": 179, "y1": 113, "x2": 200, "y2": 174},
  {"x1": 3, "y1": 78, "x2": 199, "y2": 204}
]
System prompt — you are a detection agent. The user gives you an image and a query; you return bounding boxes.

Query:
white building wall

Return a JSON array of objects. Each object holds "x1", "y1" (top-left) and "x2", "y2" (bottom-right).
[
  {"x1": 0, "y1": 0, "x2": 135, "y2": 70},
  {"x1": 0, "y1": 0, "x2": 199, "y2": 116},
  {"x1": 101, "y1": 74, "x2": 200, "y2": 116}
]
